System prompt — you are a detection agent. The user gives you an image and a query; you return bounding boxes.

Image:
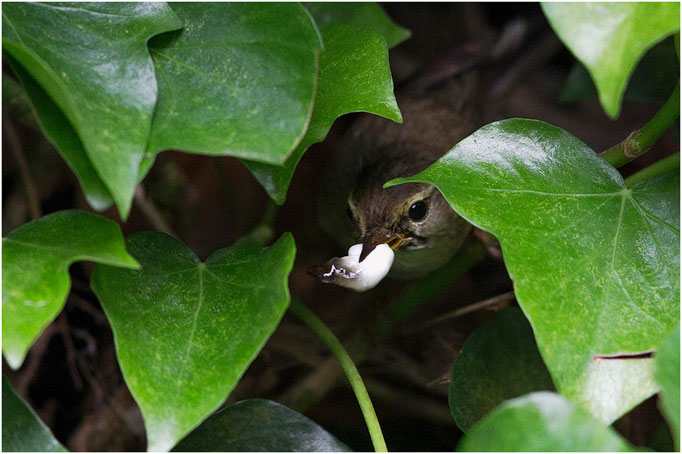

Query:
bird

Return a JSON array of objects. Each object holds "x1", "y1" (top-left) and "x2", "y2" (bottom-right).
[{"x1": 311, "y1": 83, "x2": 478, "y2": 282}]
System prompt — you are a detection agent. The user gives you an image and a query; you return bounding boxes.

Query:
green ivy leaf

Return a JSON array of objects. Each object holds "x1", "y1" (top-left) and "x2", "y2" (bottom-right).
[
  {"x1": 559, "y1": 37, "x2": 680, "y2": 105},
  {"x1": 172, "y1": 399, "x2": 350, "y2": 452},
  {"x1": 242, "y1": 25, "x2": 402, "y2": 204},
  {"x1": 2, "y1": 210, "x2": 139, "y2": 370},
  {"x1": 389, "y1": 119, "x2": 680, "y2": 423},
  {"x1": 449, "y1": 307, "x2": 555, "y2": 432},
  {"x1": 458, "y1": 392, "x2": 636, "y2": 452},
  {"x1": 2, "y1": 2, "x2": 183, "y2": 218},
  {"x1": 655, "y1": 324, "x2": 680, "y2": 449},
  {"x1": 90, "y1": 232, "x2": 296, "y2": 452},
  {"x1": 5, "y1": 55, "x2": 113, "y2": 211},
  {"x1": 2, "y1": 377, "x2": 66, "y2": 452},
  {"x1": 542, "y1": 2, "x2": 680, "y2": 118},
  {"x1": 304, "y1": 2, "x2": 410, "y2": 48},
  {"x1": 144, "y1": 3, "x2": 322, "y2": 171}
]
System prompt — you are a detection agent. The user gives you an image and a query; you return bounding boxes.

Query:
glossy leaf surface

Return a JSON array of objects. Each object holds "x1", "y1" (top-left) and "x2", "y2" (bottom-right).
[
  {"x1": 242, "y1": 25, "x2": 402, "y2": 204},
  {"x1": 542, "y1": 2, "x2": 680, "y2": 118},
  {"x1": 458, "y1": 392, "x2": 635, "y2": 452},
  {"x1": 145, "y1": 3, "x2": 322, "y2": 167},
  {"x1": 172, "y1": 399, "x2": 349, "y2": 452},
  {"x1": 655, "y1": 324, "x2": 680, "y2": 449},
  {"x1": 2, "y1": 210, "x2": 139, "y2": 369},
  {"x1": 304, "y1": 2, "x2": 410, "y2": 48},
  {"x1": 2, "y1": 2, "x2": 183, "y2": 218},
  {"x1": 91, "y1": 232, "x2": 296, "y2": 452},
  {"x1": 2, "y1": 377, "x2": 66, "y2": 452},
  {"x1": 5, "y1": 55, "x2": 113, "y2": 211},
  {"x1": 449, "y1": 307, "x2": 555, "y2": 432},
  {"x1": 390, "y1": 119, "x2": 680, "y2": 422}
]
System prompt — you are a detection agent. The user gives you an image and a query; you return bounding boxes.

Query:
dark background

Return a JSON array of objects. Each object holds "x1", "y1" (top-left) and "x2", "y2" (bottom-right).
[{"x1": 3, "y1": 3, "x2": 677, "y2": 451}]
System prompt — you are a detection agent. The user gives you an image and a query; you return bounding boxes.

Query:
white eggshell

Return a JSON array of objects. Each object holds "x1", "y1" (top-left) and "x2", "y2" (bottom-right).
[{"x1": 335, "y1": 243, "x2": 394, "y2": 291}]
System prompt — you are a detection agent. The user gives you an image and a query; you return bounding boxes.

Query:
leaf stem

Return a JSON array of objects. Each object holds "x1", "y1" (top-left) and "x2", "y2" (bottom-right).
[
  {"x1": 624, "y1": 152, "x2": 680, "y2": 188},
  {"x1": 289, "y1": 299, "x2": 388, "y2": 452},
  {"x1": 600, "y1": 83, "x2": 680, "y2": 168}
]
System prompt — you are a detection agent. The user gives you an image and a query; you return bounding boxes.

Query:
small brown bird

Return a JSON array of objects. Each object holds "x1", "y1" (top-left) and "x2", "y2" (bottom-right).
[{"x1": 313, "y1": 85, "x2": 478, "y2": 282}]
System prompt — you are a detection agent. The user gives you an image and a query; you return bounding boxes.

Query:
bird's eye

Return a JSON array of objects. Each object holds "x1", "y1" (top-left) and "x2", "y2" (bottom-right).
[{"x1": 408, "y1": 200, "x2": 428, "y2": 221}]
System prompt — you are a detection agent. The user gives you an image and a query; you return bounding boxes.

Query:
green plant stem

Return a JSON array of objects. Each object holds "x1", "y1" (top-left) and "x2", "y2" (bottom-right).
[
  {"x1": 600, "y1": 83, "x2": 680, "y2": 168},
  {"x1": 289, "y1": 299, "x2": 388, "y2": 452},
  {"x1": 624, "y1": 152, "x2": 680, "y2": 188}
]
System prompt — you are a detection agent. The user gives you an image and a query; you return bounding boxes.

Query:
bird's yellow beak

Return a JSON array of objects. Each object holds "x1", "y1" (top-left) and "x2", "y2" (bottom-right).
[{"x1": 386, "y1": 233, "x2": 405, "y2": 250}]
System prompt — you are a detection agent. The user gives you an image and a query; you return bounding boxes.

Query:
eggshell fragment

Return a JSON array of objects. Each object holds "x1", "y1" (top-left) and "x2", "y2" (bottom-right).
[{"x1": 309, "y1": 243, "x2": 395, "y2": 292}]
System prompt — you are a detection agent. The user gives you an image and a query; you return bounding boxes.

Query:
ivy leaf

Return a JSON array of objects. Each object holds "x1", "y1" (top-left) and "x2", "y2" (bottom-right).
[
  {"x1": 388, "y1": 119, "x2": 680, "y2": 423},
  {"x1": 304, "y1": 2, "x2": 410, "y2": 48},
  {"x1": 5, "y1": 55, "x2": 113, "y2": 211},
  {"x1": 2, "y1": 2, "x2": 183, "y2": 218},
  {"x1": 458, "y1": 392, "x2": 636, "y2": 452},
  {"x1": 172, "y1": 399, "x2": 350, "y2": 452},
  {"x1": 2, "y1": 377, "x2": 66, "y2": 452},
  {"x1": 542, "y1": 2, "x2": 680, "y2": 118},
  {"x1": 144, "y1": 3, "x2": 322, "y2": 170},
  {"x1": 2, "y1": 210, "x2": 139, "y2": 370},
  {"x1": 242, "y1": 25, "x2": 402, "y2": 204},
  {"x1": 90, "y1": 232, "x2": 296, "y2": 452},
  {"x1": 449, "y1": 307, "x2": 555, "y2": 432},
  {"x1": 655, "y1": 324, "x2": 680, "y2": 449},
  {"x1": 559, "y1": 37, "x2": 680, "y2": 105}
]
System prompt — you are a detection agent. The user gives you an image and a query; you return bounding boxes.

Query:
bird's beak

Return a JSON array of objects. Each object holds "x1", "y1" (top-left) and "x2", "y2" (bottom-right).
[{"x1": 359, "y1": 229, "x2": 405, "y2": 262}]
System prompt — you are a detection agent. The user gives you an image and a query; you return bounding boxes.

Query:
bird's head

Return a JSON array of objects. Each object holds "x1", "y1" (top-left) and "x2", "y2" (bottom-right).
[{"x1": 345, "y1": 151, "x2": 463, "y2": 268}]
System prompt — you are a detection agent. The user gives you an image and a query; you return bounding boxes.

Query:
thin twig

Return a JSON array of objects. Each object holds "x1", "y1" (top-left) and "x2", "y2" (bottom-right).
[
  {"x1": 133, "y1": 184, "x2": 178, "y2": 238},
  {"x1": 277, "y1": 354, "x2": 346, "y2": 411},
  {"x1": 490, "y1": 32, "x2": 563, "y2": 101},
  {"x1": 73, "y1": 344, "x2": 105, "y2": 404},
  {"x1": 398, "y1": 290, "x2": 516, "y2": 336},
  {"x1": 4, "y1": 114, "x2": 42, "y2": 220},
  {"x1": 56, "y1": 314, "x2": 83, "y2": 391},
  {"x1": 364, "y1": 378, "x2": 454, "y2": 426},
  {"x1": 69, "y1": 293, "x2": 107, "y2": 325},
  {"x1": 374, "y1": 241, "x2": 487, "y2": 337}
]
